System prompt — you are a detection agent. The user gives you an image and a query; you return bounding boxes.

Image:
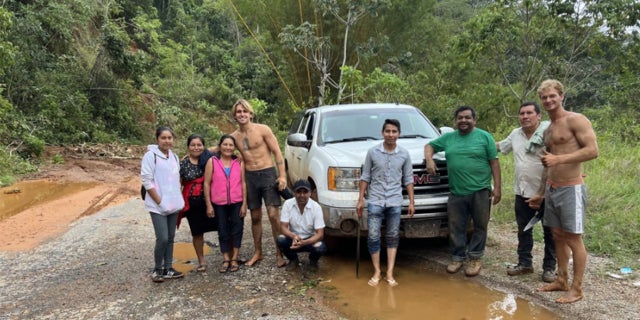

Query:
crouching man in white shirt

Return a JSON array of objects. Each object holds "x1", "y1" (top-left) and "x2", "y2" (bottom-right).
[{"x1": 277, "y1": 179, "x2": 326, "y2": 271}]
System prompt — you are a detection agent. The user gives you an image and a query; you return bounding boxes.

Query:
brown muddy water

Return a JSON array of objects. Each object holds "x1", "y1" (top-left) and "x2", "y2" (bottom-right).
[
  {"x1": 173, "y1": 242, "x2": 212, "y2": 274},
  {"x1": 0, "y1": 180, "x2": 97, "y2": 220},
  {"x1": 173, "y1": 240, "x2": 559, "y2": 320},
  {"x1": 320, "y1": 253, "x2": 559, "y2": 320}
]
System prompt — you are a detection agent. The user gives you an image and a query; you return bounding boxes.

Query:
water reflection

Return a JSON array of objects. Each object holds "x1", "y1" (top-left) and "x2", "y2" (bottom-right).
[{"x1": 319, "y1": 250, "x2": 559, "y2": 320}]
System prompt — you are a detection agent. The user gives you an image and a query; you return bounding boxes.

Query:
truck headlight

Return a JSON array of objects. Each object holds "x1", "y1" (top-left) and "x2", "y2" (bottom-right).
[{"x1": 328, "y1": 167, "x2": 360, "y2": 191}]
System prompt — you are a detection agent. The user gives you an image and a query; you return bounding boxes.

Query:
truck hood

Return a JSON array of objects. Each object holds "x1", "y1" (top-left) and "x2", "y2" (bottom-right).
[{"x1": 320, "y1": 138, "x2": 444, "y2": 167}]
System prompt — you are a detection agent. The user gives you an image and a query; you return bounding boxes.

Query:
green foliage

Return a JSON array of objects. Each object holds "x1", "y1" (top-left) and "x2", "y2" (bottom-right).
[
  {"x1": 0, "y1": 8, "x2": 16, "y2": 76},
  {"x1": 584, "y1": 106, "x2": 640, "y2": 144},
  {"x1": 583, "y1": 138, "x2": 640, "y2": 265},
  {"x1": 296, "y1": 278, "x2": 320, "y2": 296},
  {"x1": 0, "y1": 146, "x2": 38, "y2": 187},
  {"x1": 0, "y1": 91, "x2": 46, "y2": 159},
  {"x1": 2, "y1": 0, "x2": 143, "y2": 145},
  {"x1": 52, "y1": 154, "x2": 65, "y2": 164},
  {"x1": 341, "y1": 67, "x2": 411, "y2": 103}
]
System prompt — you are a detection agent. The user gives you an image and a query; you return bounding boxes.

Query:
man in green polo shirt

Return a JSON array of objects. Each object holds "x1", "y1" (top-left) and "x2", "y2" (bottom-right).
[{"x1": 424, "y1": 106, "x2": 501, "y2": 277}]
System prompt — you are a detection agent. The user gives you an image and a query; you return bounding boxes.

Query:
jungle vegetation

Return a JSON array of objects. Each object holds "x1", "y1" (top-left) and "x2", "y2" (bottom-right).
[{"x1": 0, "y1": 0, "x2": 638, "y2": 264}]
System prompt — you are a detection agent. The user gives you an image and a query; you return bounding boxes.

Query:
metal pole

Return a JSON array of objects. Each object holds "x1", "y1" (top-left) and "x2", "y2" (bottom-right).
[{"x1": 356, "y1": 217, "x2": 361, "y2": 278}]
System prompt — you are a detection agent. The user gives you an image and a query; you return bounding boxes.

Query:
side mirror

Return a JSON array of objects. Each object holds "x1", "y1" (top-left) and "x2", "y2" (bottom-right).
[
  {"x1": 287, "y1": 133, "x2": 311, "y2": 148},
  {"x1": 440, "y1": 126, "x2": 454, "y2": 134},
  {"x1": 287, "y1": 133, "x2": 308, "y2": 142}
]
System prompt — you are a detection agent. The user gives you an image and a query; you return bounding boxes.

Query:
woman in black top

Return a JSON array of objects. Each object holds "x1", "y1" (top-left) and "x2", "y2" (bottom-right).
[{"x1": 179, "y1": 134, "x2": 217, "y2": 271}]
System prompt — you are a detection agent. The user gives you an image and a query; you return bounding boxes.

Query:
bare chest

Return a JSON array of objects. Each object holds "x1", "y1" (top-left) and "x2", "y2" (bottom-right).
[
  {"x1": 235, "y1": 131, "x2": 264, "y2": 152},
  {"x1": 544, "y1": 122, "x2": 578, "y2": 152}
]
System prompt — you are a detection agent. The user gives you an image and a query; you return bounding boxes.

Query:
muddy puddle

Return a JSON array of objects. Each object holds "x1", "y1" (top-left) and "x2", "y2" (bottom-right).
[
  {"x1": 172, "y1": 242, "x2": 214, "y2": 274},
  {"x1": 0, "y1": 180, "x2": 97, "y2": 220},
  {"x1": 319, "y1": 253, "x2": 559, "y2": 319},
  {"x1": 172, "y1": 240, "x2": 559, "y2": 319}
]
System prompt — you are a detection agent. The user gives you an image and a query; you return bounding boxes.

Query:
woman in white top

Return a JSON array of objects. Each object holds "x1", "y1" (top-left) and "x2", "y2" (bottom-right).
[{"x1": 141, "y1": 126, "x2": 185, "y2": 282}]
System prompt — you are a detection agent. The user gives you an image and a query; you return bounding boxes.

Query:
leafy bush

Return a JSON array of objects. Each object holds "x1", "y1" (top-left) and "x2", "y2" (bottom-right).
[{"x1": 0, "y1": 147, "x2": 38, "y2": 187}]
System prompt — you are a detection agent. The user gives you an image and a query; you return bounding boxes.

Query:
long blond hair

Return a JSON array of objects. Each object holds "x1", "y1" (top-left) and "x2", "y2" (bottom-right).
[{"x1": 231, "y1": 99, "x2": 254, "y2": 119}]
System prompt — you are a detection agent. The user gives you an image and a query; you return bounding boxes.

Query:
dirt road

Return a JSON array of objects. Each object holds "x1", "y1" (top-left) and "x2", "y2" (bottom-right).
[
  {"x1": 0, "y1": 199, "x2": 339, "y2": 319},
  {"x1": 0, "y1": 149, "x2": 638, "y2": 319}
]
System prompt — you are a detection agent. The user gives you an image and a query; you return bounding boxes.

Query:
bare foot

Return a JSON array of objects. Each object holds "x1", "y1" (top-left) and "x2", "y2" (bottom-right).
[
  {"x1": 246, "y1": 253, "x2": 263, "y2": 267},
  {"x1": 276, "y1": 255, "x2": 286, "y2": 268},
  {"x1": 536, "y1": 280, "x2": 569, "y2": 292},
  {"x1": 556, "y1": 288, "x2": 583, "y2": 304}
]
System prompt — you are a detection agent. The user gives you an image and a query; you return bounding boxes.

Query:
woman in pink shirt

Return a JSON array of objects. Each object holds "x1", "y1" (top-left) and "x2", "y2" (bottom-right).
[{"x1": 204, "y1": 135, "x2": 247, "y2": 273}]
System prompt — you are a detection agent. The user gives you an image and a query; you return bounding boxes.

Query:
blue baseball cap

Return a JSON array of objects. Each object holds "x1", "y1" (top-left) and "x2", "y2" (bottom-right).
[{"x1": 293, "y1": 179, "x2": 311, "y2": 191}]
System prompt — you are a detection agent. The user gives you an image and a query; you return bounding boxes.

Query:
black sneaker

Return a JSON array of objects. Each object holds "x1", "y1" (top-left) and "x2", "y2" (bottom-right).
[
  {"x1": 151, "y1": 269, "x2": 165, "y2": 283},
  {"x1": 163, "y1": 268, "x2": 184, "y2": 279}
]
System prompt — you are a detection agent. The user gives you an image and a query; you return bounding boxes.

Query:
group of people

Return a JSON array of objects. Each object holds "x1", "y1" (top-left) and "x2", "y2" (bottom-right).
[
  {"x1": 141, "y1": 79, "x2": 598, "y2": 304},
  {"x1": 422, "y1": 79, "x2": 598, "y2": 304},
  {"x1": 141, "y1": 129, "x2": 247, "y2": 281},
  {"x1": 140, "y1": 99, "x2": 327, "y2": 283},
  {"x1": 357, "y1": 79, "x2": 597, "y2": 305}
]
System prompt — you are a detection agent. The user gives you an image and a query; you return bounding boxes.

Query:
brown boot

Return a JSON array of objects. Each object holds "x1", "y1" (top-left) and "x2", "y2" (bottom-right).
[
  {"x1": 446, "y1": 261, "x2": 463, "y2": 273},
  {"x1": 465, "y1": 259, "x2": 482, "y2": 277}
]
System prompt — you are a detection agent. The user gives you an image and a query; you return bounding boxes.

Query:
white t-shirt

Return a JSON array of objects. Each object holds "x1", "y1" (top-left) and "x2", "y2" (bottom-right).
[
  {"x1": 280, "y1": 198, "x2": 325, "y2": 239},
  {"x1": 498, "y1": 122, "x2": 549, "y2": 198}
]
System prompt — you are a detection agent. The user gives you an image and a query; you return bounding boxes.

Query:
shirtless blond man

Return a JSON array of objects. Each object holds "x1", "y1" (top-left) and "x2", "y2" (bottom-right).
[
  {"x1": 228, "y1": 99, "x2": 287, "y2": 267},
  {"x1": 528, "y1": 79, "x2": 598, "y2": 304}
]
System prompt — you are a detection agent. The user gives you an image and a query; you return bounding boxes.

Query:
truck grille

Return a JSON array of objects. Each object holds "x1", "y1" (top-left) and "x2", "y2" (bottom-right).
[{"x1": 403, "y1": 159, "x2": 449, "y2": 196}]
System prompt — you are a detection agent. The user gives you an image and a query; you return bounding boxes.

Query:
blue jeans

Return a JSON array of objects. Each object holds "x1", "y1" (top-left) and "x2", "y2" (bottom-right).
[
  {"x1": 367, "y1": 204, "x2": 401, "y2": 254},
  {"x1": 448, "y1": 189, "x2": 491, "y2": 261},
  {"x1": 150, "y1": 212, "x2": 178, "y2": 270},
  {"x1": 214, "y1": 203, "x2": 244, "y2": 253},
  {"x1": 276, "y1": 235, "x2": 327, "y2": 262},
  {"x1": 515, "y1": 196, "x2": 556, "y2": 270}
]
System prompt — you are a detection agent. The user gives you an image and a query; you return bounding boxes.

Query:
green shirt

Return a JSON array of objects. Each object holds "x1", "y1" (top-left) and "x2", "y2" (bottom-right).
[{"x1": 429, "y1": 128, "x2": 498, "y2": 196}]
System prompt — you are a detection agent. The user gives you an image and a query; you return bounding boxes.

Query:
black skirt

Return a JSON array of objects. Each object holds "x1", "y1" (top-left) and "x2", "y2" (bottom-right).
[{"x1": 185, "y1": 197, "x2": 218, "y2": 236}]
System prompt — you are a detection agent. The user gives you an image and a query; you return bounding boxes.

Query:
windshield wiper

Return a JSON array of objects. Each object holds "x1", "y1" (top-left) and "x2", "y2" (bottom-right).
[
  {"x1": 325, "y1": 136, "x2": 378, "y2": 144},
  {"x1": 399, "y1": 134, "x2": 430, "y2": 139}
]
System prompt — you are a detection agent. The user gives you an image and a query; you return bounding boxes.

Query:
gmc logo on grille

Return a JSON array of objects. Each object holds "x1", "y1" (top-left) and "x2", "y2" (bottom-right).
[{"x1": 414, "y1": 173, "x2": 440, "y2": 185}]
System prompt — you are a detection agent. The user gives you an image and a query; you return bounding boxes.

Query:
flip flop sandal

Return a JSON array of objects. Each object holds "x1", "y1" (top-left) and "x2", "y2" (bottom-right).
[
  {"x1": 229, "y1": 261, "x2": 240, "y2": 272},
  {"x1": 219, "y1": 261, "x2": 230, "y2": 273},
  {"x1": 196, "y1": 265, "x2": 207, "y2": 272},
  {"x1": 368, "y1": 277, "x2": 381, "y2": 287},
  {"x1": 386, "y1": 278, "x2": 399, "y2": 287}
]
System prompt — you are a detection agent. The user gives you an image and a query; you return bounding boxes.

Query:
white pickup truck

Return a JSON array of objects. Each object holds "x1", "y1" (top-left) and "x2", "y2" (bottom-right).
[{"x1": 284, "y1": 103, "x2": 450, "y2": 239}]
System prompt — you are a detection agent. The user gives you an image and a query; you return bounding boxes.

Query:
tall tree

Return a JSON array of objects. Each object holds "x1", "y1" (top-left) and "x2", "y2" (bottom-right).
[{"x1": 279, "y1": 0, "x2": 391, "y2": 105}]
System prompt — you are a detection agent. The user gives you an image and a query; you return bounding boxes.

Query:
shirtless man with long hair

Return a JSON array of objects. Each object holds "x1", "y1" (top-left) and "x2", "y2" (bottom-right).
[
  {"x1": 226, "y1": 99, "x2": 287, "y2": 268},
  {"x1": 528, "y1": 79, "x2": 598, "y2": 303}
]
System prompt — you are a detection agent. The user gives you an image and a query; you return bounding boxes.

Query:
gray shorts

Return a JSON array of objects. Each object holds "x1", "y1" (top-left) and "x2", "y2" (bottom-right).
[
  {"x1": 543, "y1": 183, "x2": 587, "y2": 234},
  {"x1": 245, "y1": 167, "x2": 281, "y2": 210}
]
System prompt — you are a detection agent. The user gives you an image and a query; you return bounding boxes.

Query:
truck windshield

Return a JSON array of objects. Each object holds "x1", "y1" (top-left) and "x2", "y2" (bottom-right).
[{"x1": 319, "y1": 108, "x2": 439, "y2": 144}]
